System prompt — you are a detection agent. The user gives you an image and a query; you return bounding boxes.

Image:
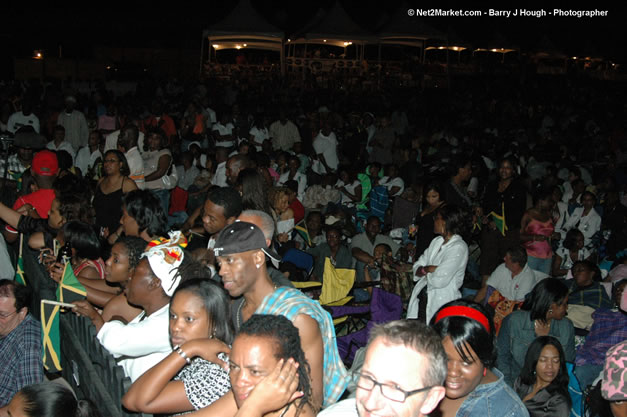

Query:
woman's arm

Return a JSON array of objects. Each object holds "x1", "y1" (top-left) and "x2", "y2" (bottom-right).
[
  {"x1": 122, "y1": 176, "x2": 139, "y2": 193},
  {"x1": 145, "y1": 154, "x2": 172, "y2": 181},
  {"x1": 551, "y1": 254, "x2": 567, "y2": 277},
  {"x1": 0, "y1": 201, "x2": 22, "y2": 229},
  {"x1": 122, "y1": 352, "x2": 194, "y2": 413},
  {"x1": 425, "y1": 242, "x2": 468, "y2": 289},
  {"x1": 80, "y1": 279, "x2": 119, "y2": 308}
]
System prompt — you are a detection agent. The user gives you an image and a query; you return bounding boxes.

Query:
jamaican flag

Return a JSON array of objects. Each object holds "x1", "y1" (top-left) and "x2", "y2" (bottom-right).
[
  {"x1": 294, "y1": 222, "x2": 312, "y2": 248},
  {"x1": 488, "y1": 202, "x2": 507, "y2": 236},
  {"x1": 14, "y1": 234, "x2": 26, "y2": 286},
  {"x1": 41, "y1": 262, "x2": 87, "y2": 372}
]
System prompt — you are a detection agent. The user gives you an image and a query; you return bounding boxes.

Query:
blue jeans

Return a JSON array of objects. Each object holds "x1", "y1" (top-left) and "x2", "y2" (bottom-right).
[
  {"x1": 151, "y1": 189, "x2": 170, "y2": 219},
  {"x1": 527, "y1": 255, "x2": 552, "y2": 275}
]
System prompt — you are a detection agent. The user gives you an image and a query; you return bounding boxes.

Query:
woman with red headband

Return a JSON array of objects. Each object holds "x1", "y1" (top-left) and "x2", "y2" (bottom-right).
[{"x1": 431, "y1": 300, "x2": 528, "y2": 417}]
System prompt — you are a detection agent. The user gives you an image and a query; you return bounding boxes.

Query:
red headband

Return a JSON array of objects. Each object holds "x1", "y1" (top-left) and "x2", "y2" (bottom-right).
[{"x1": 435, "y1": 306, "x2": 491, "y2": 334}]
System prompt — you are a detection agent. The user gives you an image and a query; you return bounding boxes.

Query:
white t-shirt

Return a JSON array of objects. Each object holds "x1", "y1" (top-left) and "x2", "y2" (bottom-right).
[
  {"x1": 312, "y1": 130, "x2": 338, "y2": 174},
  {"x1": 486, "y1": 263, "x2": 538, "y2": 301},
  {"x1": 212, "y1": 123, "x2": 235, "y2": 147}
]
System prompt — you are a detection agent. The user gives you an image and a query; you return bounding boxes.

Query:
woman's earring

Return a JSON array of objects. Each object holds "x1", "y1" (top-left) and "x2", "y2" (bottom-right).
[
  {"x1": 548, "y1": 309, "x2": 553, "y2": 314},
  {"x1": 255, "y1": 264, "x2": 261, "y2": 269},
  {"x1": 483, "y1": 368, "x2": 487, "y2": 377}
]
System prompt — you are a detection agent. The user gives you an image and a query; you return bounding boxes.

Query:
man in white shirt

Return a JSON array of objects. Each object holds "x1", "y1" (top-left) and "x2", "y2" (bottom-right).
[
  {"x1": 474, "y1": 246, "x2": 537, "y2": 303},
  {"x1": 312, "y1": 123, "x2": 339, "y2": 175},
  {"x1": 212, "y1": 147, "x2": 229, "y2": 187},
  {"x1": 74, "y1": 130, "x2": 102, "y2": 176},
  {"x1": 7, "y1": 100, "x2": 39, "y2": 134},
  {"x1": 57, "y1": 95, "x2": 89, "y2": 150},
  {"x1": 212, "y1": 113, "x2": 235, "y2": 148},
  {"x1": 319, "y1": 320, "x2": 446, "y2": 417},
  {"x1": 46, "y1": 125, "x2": 76, "y2": 162},
  {"x1": 269, "y1": 111, "x2": 301, "y2": 151}
]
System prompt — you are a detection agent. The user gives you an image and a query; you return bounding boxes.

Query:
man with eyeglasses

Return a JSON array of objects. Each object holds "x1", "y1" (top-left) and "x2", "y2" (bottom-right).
[
  {"x1": 0, "y1": 280, "x2": 43, "y2": 414},
  {"x1": 319, "y1": 320, "x2": 446, "y2": 417}
]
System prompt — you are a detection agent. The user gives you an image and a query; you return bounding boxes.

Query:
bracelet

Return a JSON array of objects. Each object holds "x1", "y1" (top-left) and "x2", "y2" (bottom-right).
[{"x1": 173, "y1": 345, "x2": 191, "y2": 364}]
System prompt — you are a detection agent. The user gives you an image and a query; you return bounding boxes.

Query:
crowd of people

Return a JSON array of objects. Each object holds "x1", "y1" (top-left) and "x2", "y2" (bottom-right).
[{"x1": 0, "y1": 70, "x2": 626, "y2": 417}]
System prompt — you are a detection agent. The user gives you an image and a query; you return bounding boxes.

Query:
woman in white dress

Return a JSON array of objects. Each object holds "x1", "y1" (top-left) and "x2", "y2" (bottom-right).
[
  {"x1": 407, "y1": 205, "x2": 469, "y2": 323},
  {"x1": 560, "y1": 191, "x2": 601, "y2": 250}
]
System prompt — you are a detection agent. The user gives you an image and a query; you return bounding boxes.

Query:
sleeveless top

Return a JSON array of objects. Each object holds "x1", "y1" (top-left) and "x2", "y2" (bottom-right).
[
  {"x1": 74, "y1": 258, "x2": 106, "y2": 279},
  {"x1": 94, "y1": 179, "x2": 126, "y2": 233},
  {"x1": 523, "y1": 218, "x2": 554, "y2": 259}
]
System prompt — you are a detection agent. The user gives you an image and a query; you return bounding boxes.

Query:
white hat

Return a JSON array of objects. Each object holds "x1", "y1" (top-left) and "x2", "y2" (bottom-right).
[{"x1": 142, "y1": 231, "x2": 188, "y2": 296}]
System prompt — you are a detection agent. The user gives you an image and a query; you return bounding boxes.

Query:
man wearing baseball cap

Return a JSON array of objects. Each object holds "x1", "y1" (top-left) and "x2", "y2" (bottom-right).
[
  {"x1": 3, "y1": 150, "x2": 58, "y2": 243},
  {"x1": 213, "y1": 221, "x2": 348, "y2": 411}
]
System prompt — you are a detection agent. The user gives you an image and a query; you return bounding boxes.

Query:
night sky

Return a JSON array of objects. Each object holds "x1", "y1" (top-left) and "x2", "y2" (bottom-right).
[{"x1": 4, "y1": 1, "x2": 626, "y2": 63}]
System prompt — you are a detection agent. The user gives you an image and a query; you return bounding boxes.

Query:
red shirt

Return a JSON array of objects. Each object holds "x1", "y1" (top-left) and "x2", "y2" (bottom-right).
[
  {"x1": 289, "y1": 198, "x2": 305, "y2": 224},
  {"x1": 6, "y1": 189, "x2": 56, "y2": 233}
]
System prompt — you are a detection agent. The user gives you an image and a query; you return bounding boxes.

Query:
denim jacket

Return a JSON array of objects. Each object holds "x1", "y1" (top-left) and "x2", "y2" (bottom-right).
[{"x1": 456, "y1": 368, "x2": 529, "y2": 417}]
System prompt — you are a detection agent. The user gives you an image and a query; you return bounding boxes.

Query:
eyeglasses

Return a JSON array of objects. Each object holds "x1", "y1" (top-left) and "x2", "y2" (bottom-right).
[
  {"x1": 352, "y1": 371, "x2": 433, "y2": 403},
  {"x1": 0, "y1": 310, "x2": 17, "y2": 319}
]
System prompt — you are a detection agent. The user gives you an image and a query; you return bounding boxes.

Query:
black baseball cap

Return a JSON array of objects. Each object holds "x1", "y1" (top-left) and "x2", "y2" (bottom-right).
[{"x1": 213, "y1": 221, "x2": 281, "y2": 264}]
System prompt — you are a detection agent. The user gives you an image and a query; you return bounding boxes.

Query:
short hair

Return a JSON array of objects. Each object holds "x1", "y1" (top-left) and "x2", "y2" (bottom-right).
[
  {"x1": 240, "y1": 209, "x2": 275, "y2": 240},
  {"x1": 374, "y1": 243, "x2": 392, "y2": 253},
  {"x1": 207, "y1": 186, "x2": 242, "y2": 220},
  {"x1": 522, "y1": 278, "x2": 569, "y2": 322},
  {"x1": 104, "y1": 150, "x2": 130, "y2": 177},
  {"x1": 506, "y1": 246, "x2": 527, "y2": 267},
  {"x1": 518, "y1": 336, "x2": 571, "y2": 407},
  {"x1": 120, "y1": 124, "x2": 139, "y2": 148},
  {"x1": 172, "y1": 278, "x2": 234, "y2": 345},
  {"x1": 56, "y1": 151, "x2": 73, "y2": 171},
  {"x1": 18, "y1": 382, "x2": 101, "y2": 417},
  {"x1": 563, "y1": 229, "x2": 584, "y2": 251},
  {"x1": 369, "y1": 319, "x2": 447, "y2": 387},
  {"x1": 62, "y1": 221, "x2": 101, "y2": 260},
  {"x1": 284, "y1": 180, "x2": 299, "y2": 195},
  {"x1": 435, "y1": 204, "x2": 470, "y2": 238},
  {"x1": 581, "y1": 191, "x2": 597, "y2": 204},
  {"x1": 239, "y1": 315, "x2": 312, "y2": 414},
  {"x1": 431, "y1": 300, "x2": 497, "y2": 369},
  {"x1": 144, "y1": 127, "x2": 168, "y2": 151},
  {"x1": 0, "y1": 279, "x2": 31, "y2": 312},
  {"x1": 114, "y1": 236, "x2": 148, "y2": 269},
  {"x1": 122, "y1": 190, "x2": 168, "y2": 237},
  {"x1": 572, "y1": 260, "x2": 602, "y2": 282}
]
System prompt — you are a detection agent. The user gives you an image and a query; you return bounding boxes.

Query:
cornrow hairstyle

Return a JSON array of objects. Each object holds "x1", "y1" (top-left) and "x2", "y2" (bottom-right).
[
  {"x1": 115, "y1": 236, "x2": 148, "y2": 269},
  {"x1": 239, "y1": 315, "x2": 312, "y2": 416}
]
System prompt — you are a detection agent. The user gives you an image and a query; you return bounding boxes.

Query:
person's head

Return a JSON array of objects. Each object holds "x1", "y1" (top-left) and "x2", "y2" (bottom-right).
[
  {"x1": 503, "y1": 246, "x2": 527, "y2": 272},
  {"x1": 326, "y1": 226, "x2": 343, "y2": 251},
  {"x1": 305, "y1": 211, "x2": 322, "y2": 235},
  {"x1": 533, "y1": 188, "x2": 554, "y2": 212},
  {"x1": 571, "y1": 260, "x2": 601, "y2": 288},
  {"x1": 581, "y1": 191, "x2": 597, "y2": 211},
  {"x1": 52, "y1": 125, "x2": 66, "y2": 142},
  {"x1": 118, "y1": 125, "x2": 139, "y2": 151},
  {"x1": 0, "y1": 280, "x2": 31, "y2": 338},
  {"x1": 451, "y1": 155, "x2": 472, "y2": 182},
  {"x1": 202, "y1": 186, "x2": 242, "y2": 235},
  {"x1": 7, "y1": 382, "x2": 101, "y2": 417},
  {"x1": 571, "y1": 179, "x2": 586, "y2": 196},
  {"x1": 613, "y1": 279, "x2": 627, "y2": 311},
  {"x1": 62, "y1": 221, "x2": 101, "y2": 261},
  {"x1": 287, "y1": 155, "x2": 300, "y2": 173},
  {"x1": 121, "y1": 190, "x2": 168, "y2": 239},
  {"x1": 373, "y1": 243, "x2": 392, "y2": 263},
  {"x1": 568, "y1": 166, "x2": 581, "y2": 183},
  {"x1": 236, "y1": 168, "x2": 271, "y2": 213},
  {"x1": 56, "y1": 151, "x2": 73, "y2": 173},
  {"x1": 519, "y1": 336, "x2": 570, "y2": 399},
  {"x1": 431, "y1": 300, "x2": 496, "y2": 402},
  {"x1": 523, "y1": 278, "x2": 569, "y2": 323},
  {"x1": 145, "y1": 128, "x2": 168, "y2": 152},
  {"x1": 180, "y1": 151, "x2": 194, "y2": 169},
  {"x1": 269, "y1": 186, "x2": 290, "y2": 214},
  {"x1": 103, "y1": 150, "x2": 130, "y2": 177},
  {"x1": 433, "y1": 204, "x2": 468, "y2": 238},
  {"x1": 49, "y1": 192, "x2": 92, "y2": 230},
  {"x1": 238, "y1": 210, "x2": 275, "y2": 247},
  {"x1": 498, "y1": 156, "x2": 517, "y2": 181},
  {"x1": 31, "y1": 150, "x2": 59, "y2": 180},
  {"x1": 423, "y1": 183, "x2": 443, "y2": 208},
  {"x1": 88, "y1": 130, "x2": 102, "y2": 149},
  {"x1": 365, "y1": 216, "x2": 381, "y2": 239},
  {"x1": 601, "y1": 340, "x2": 627, "y2": 417},
  {"x1": 64, "y1": 95, "x2": 77, "y2": 112},
  {"x1": 355, "y1": 320, "x2": 447, "y2": 417},
  {"x1": 105, "y1": 236, "x2": 147, "y2": 285},
  {"x1": 551, "y1": 185, "x2": 563, "y2": 204},
  {"x1": 213, "y1": 222, "x2": 281, "y2": 298},
  {"x1": 226, "y1": 154, "x2": 250, "y2": 186},
  {"x1": 169, "y1": 278, "x2": 234, "y2": 347},
  {"x1": 563, "y1": 229, "x2": 585, "y2": 252},
  {"x1": 127, "y1": 233, "x2": 187, "y2": 306},
  {"x1": 230, "y1": 315, "x2": 312, "y2": 413}
]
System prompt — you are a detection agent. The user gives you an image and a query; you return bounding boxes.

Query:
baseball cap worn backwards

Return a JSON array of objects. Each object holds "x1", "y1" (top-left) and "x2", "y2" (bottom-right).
[
  {"x1": 32, "y1": 150, "x2": 59, "y2": 176},
  {"x1": 213, "y1": 221, "x2": 281, "y2": 264}
]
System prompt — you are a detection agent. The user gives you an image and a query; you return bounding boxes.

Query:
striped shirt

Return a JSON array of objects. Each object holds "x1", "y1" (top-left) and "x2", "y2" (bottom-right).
[{"x1": 256, "y1": 287, "x2": 348, "y2": 407}]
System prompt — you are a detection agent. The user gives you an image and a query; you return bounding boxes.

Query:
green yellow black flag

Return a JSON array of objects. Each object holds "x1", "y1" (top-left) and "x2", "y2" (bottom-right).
[
  {"x1": 41, "y1": 263, "x2": 87, "y2": 372},
  {"x1": 294, "y1": 222, "x2": 312, "y2": 247},
  {"x1": 14, "y1": 234, "x2": 26, "y2": 286},
  {"x1": 488, "y1": 202, "x2": 508, "y2": 236}
]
